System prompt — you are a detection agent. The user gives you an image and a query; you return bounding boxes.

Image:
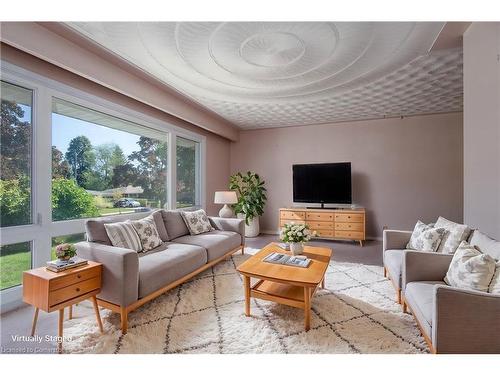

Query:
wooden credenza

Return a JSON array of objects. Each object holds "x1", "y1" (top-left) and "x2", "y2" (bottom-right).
[{"x1": 279, "y1": 207, "x2": 366, "y2": 246}]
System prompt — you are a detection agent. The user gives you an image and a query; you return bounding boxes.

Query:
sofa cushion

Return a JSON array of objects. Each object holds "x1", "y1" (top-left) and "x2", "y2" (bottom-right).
[
  {"x1": 138, "y1": 242, "x2": 207, "y2": 298},
  {"x1": 469, "y1": 230, "x2": 500, "y2": 260},
  {"x1": 151, "y1": 210, "x2": 169, "y2": 242},
  {"x1": 489, "y1": 262, "x2": 500, "y2": 294},
  {"x1": 444, "y1": 241, "x2": 496, "y2": 293},
  {"x1": 384, "y1": 250, "x2": 404, "y2": 289},
  {"x1": 85, "y1": 216, "x2": 125, "y2": 245},
  {"x1": 161, "y1": 210, "x2": 190, "y2": 240},
  {"x1": 434, "y1": 216, "x2": 472, "y2": 254},
  {"x1": 406, "y1": 221, "x2": 446, "y2": 252},
  {"x1": 172, "y1": 230, "x2": 241, "y2": 261},
  {"x1": 405, "y1": 281, "x2": 446, "y2": 337}
]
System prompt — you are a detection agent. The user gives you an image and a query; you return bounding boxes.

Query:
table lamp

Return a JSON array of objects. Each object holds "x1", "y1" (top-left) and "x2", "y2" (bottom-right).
[{"x1": 214, "y1": 191, "x2": 238, "y2": 218}]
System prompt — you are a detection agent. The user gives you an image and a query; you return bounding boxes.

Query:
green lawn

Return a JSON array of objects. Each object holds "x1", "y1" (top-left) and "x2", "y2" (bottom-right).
[
  {"x1": 0, "y1": 249, "x2": 31, "y2": 290},
  {"x1": 98, "y1": 207, "x2": 135, "y2": 216}
]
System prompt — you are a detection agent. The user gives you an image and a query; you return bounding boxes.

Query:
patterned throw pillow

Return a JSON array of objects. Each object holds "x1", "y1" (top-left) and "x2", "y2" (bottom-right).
[
  {"x1": 104, "y1": 221, "x2": 142, "y2": 252},
  {"x1": 434, "y1": 216, "x2": 472, "y2": 254},
  {"x1": 488, "y1": 262, "x2": 500, "y2": 294},
  {"x1": 180, "y1": 209, "x2": 213, "y2": 235},
  {"x1": 130, "y1": 215, "x2": 163, "y2": 252},
  {"x1": 444, "y1": 241, "x2": 496, "y2": 292},
  {"x1": 406, "y1": 221, "x2": 446, "y2": 252}
]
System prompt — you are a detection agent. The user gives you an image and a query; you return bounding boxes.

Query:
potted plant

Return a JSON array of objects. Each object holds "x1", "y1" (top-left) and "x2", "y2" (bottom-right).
[
  {"x1": 280, "y1": 222, "x2": 316, "y2": 255},
  {"x1": 55, "y1": 243, "x2": 77, "y2": 261},
  {"x1": 229, "y1": 171, "x2": 267, "y2": 238}
]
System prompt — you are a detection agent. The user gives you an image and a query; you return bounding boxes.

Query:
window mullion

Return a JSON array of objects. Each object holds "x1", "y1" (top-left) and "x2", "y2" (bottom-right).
[{"x1": 168, "y1": 132, "x2": 177, "y2": 210}]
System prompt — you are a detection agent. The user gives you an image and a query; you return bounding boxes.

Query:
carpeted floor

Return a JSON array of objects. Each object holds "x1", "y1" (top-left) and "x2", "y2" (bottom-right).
[{"x1": 53, "y1": 246, "x2": 427, "y2": 354}]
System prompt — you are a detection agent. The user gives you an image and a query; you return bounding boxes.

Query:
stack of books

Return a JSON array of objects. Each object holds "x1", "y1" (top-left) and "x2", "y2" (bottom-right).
[
  {"x1": 46, "y1": 257, "x2": 88, "y2": 273},
  {"x1": 263, "y1": 252, "x2": 311, "y2": 268}
]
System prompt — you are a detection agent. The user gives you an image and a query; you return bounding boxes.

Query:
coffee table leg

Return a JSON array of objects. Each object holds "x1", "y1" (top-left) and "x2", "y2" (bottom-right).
[
  {"x1": 243, "y1": 275, "x2": 250, "y2": 316},
  {"x1": 321, "y1": 277, "x2": 325, "y2": 289},
  {"x1": 304, "y1": 286, "x2": 311, "y2": 331},
  {"x1": 31, "y1": 307, "x2": 39, "y2": 336}
]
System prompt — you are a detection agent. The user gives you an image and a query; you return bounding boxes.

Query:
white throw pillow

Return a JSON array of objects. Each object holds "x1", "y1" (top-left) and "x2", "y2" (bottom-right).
[
  {"x1": 444, "y1": 241, "x2": 496, "y2": 293},
  {"x1": 130, "y1": 215, "x2": 163, "y2": 252},
  {"x1": 489, "y1": 262, "x2": 500, "y2": 294},
  {"x1": 406, "y1": 221, "x2": 446, "y2": 252},
  {"x1": 434, "y1": 216, "x2": 472, "y2": 254},
  {"x1": 180, "y1": 209, "x2": 213, "y2": 235},
  {"x1": 104, "y1": 221, "x2": 142, "y2": 252}
]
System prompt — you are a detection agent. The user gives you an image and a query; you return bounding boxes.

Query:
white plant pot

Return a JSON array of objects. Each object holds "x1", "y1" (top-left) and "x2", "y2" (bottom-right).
[
  {"x1": 289, "y1": 242, "x2": 304, "y2": 256},
  {"x1": 237, "y1": 214, "x2": 260, "y2": 238}
]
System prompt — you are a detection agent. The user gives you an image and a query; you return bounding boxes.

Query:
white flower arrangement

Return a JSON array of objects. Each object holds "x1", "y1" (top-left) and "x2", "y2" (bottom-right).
[{"x1": 280, "y1": 222, "x2": 317, "y2": 243}]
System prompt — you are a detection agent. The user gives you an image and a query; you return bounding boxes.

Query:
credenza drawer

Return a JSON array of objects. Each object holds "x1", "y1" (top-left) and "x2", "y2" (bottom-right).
[
  {"x1": 280, "y1": 211, "x2": 306, "y2": 221},
  {"x1": 49, "y1": 277, "x2": 100, "y2": 307},
  {"x1": 334, "y1": 222, "x2": 364, "y2": 231},
  {"x1": 334, "y1": 213, "x2": 364, "y2": 223},
  {"x1": 308, "y1": 221, "x2": 334, "y2": 230},
  {"x1": 315, "y1": 230, "x2": 334, "y2": 238},
  {"x1": 334, "y1": 230, "x2": 364, "y2": 240},
  {"x1": 49, "y1": 266, "x2": 101, "y2": 291},
  {"x1": 280, "y1": 219, "x2": 306, "y2": 227},
  {"x1": 306, "y1": 212, "x2": 334, "y2": 221}
]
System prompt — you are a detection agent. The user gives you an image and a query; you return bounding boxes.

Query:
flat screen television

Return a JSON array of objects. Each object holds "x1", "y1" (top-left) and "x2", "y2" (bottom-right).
[{"x1": 293, "y1": 162, "x2": 352, "y2": 206}]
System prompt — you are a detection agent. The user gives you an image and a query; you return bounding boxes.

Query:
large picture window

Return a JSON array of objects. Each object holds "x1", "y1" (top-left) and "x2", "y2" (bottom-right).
[
  {"x1": 51, "y1": 99, "x2": 168, "y2": 221},
  {"x1": 176, "y1": 137, "x2": 200, "y2": 208},
  {"x1": 0, "y1": 81, "x2": 33, "y2": 227},
  {"x1": 0, "y1": 64, "x2": 204, "y2": 308}
]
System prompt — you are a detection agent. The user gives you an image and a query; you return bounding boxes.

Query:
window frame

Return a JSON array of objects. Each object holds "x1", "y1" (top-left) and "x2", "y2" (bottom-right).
[{"x1": 0, "y1": 61, "x2": 206, "y2": 310}]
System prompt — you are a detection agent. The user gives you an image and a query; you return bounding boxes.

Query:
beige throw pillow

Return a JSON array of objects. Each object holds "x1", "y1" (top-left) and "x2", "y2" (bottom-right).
[
  {"x1": 406, "y1": 221, "x2": 445, "y2": 252},
  {"x1": 434, "y1": 216, "x2": 472, "y2": 254},
  {"x1": 444, "y1": 241, "x2": 496, "y2": 293},
  {"x1": 130, "y1": 215, "x2": 163, "y2": 252},
  {"x1": 104, "y1": 221, "x2": 142, "y2": 252},
  {"x1": 180, "y1": 209, "x2": 213, "y2": 235}
]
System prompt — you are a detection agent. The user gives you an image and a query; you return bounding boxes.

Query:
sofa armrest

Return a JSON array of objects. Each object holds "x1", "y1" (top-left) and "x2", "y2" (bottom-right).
[
  {"x1": 383, "y1": 229, "x2": 412, "y2": 251},
  {"x1": 402, "y1": 251, "x2": 453, "y2": 291},
  {"x1": 209, "y1": 217, "x2": 245, "y2": 246},
  {"x1": 76, "y1": 241, "x2": 139, "y2": 307},
  {"x1": 432, "y1": 285, "x2": 500, "y2": 353}
]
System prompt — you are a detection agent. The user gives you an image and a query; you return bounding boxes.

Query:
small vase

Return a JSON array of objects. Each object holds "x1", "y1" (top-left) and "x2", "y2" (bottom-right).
[{"x1": 290, "y1": 242, "x2": 304, "y2": 256}]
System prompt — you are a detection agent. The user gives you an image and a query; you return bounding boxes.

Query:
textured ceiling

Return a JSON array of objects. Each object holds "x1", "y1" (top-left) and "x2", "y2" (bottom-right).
[{"x1": 67, "y1": 22, "x2": 463, "y2": 129}]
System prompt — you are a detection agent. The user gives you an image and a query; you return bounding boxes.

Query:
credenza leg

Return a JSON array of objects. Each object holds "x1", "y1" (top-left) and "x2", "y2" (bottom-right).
[
  {"x1": 58, "y1": 309, "x2": 64, "y2": 354},
  {"x1": 359, "y1": 240, "x2": 363, "y2": 247}
]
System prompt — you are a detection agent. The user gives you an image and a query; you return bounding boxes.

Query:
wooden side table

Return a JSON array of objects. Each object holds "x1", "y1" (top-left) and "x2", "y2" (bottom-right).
[{"x1": 22, "y1": 261, "x2": 104, "y2": 353}]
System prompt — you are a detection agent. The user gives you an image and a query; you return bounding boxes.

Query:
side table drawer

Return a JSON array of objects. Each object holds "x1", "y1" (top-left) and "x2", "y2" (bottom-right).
[
  {"x1": 49, "y1": 277, "x2": 100, "y2": 307},
  {"x1": 49, "y1": 266, "x2": 101, "y2": 291}
]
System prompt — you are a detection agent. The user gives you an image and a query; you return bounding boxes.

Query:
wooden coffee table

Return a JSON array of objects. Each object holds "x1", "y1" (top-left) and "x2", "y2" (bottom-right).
[{"x1": 237, "y1": 242, "x2": 332, "y2": 331}]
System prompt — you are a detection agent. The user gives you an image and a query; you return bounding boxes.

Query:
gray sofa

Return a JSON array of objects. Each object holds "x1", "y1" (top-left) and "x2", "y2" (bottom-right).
[
  {"x1": 76, "y1": 209, "x2": 245, "y2": 333},
  {"x1": 383, "y1": 228, "x2": 500, "y2": 353}
]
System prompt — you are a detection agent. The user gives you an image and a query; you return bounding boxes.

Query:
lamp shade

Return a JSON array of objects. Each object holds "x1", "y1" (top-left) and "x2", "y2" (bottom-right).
[{"x1": 214, "y1": 191, "x2": 238, "y2": 204}]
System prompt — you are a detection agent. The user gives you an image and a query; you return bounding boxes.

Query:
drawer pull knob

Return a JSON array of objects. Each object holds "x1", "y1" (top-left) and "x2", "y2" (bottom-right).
[
  {"x1": 348, "y1": 216, "x2": 351, "y2": 219},
  {"x1": 77, "y1": 275, "x2": 81, "y2": 279},
  {"x1": 76, "y1": 287, "x2": 81, "y2": 292}
]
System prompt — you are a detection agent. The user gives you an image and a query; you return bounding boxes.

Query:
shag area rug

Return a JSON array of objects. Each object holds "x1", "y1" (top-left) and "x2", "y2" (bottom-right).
[{"x1": 62, "y1": 247, "x2": 428, "y2": 354}]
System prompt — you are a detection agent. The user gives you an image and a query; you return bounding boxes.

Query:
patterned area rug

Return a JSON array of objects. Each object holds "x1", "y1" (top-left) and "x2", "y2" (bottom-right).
[{"x1": 61, "y1": 247, "x2": 429, "y2": 354}]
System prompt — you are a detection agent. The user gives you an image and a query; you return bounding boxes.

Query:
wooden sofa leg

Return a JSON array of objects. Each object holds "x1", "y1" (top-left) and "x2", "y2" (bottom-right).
[
  {"x1": 383, "y1": 267, "x2": 387, "y2": 278},
  {"x1": 402, "y1": 298, "x2": 407, "y2": 313},
  {"x1": 241, "y1": 246, "x2": 244, "y2": 255},
  {"x1": 396, "y1": 289, "x2": 402, "y2": 305},
  {"x1": 120, "y1": 307, "x2": 128, "y2": 334}
]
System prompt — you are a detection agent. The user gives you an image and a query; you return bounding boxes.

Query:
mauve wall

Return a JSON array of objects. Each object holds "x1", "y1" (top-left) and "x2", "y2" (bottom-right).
[
  {"x1": 230, "y1": 112, "x2": 464, "y2": 238},
  {"x1": 463, "y1": 23, "x2": 500, "y2": 239},
  {"x1": 1, "y1": 44, "x2": 232, "y2": 216}
]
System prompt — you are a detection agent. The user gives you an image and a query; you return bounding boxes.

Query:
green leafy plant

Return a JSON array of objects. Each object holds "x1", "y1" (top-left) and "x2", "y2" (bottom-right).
[
  {"x1": 52, "y1": 178, "x2": 99, "y2": 221},
  {"x1": 229, "y1": 171, "x2": 267, "y2": 225}
]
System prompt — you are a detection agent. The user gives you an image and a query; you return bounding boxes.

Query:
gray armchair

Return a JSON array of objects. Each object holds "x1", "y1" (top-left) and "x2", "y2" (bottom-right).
[
  {"x1": 402, "y1": 250, "x2": 500, "y2": 354},
  {"x1": 382, "y1": 229, "x2": 413, "y2": 304}
]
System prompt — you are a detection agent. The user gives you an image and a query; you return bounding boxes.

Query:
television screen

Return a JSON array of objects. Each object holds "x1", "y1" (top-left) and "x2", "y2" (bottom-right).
[{"x1": 293, "y1": 163, "x2": 352, "y2": 204}]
